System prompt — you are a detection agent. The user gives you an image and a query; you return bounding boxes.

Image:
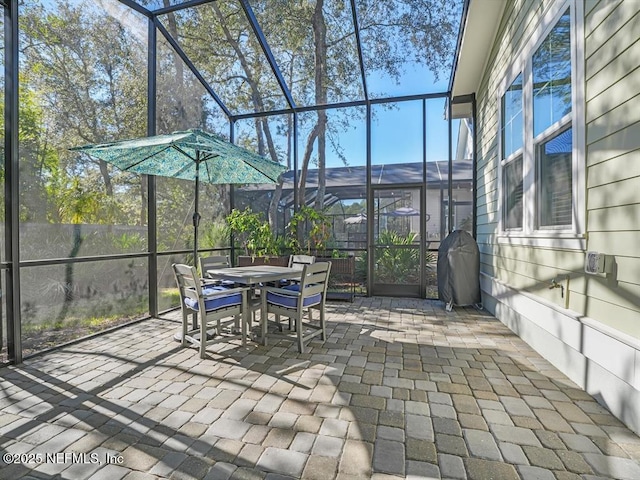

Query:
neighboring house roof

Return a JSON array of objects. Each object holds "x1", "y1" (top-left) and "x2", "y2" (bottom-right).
[
  {"x1": 450, "y1": 0, "x2": 507, "y2": 117},
  {"x1": 239, "y1": 160, "x2": 474, "y2": 209},
  {"x1": 279, "y1": 160, "x2": 474, "y2": 208},
  {"x1": 283, "y1": 160, "x2": 473, "y2": 190}
]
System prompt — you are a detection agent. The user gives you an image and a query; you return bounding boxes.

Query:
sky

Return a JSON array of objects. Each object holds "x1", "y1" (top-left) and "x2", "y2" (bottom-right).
[{"x1": 232, "y1": 67, "x2": 461, "y2": 172}]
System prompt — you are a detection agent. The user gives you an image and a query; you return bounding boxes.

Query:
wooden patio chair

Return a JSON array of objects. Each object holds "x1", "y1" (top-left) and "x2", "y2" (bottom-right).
[
  {"x1": 172, "y1": 263, "x2": 249, "y2": 359},
  {"x1": 278, "y1": 254, "x2": 316, "y2": 287},
  {"x1": 288, "y1": 254, "x2": 316, "y2": 268},
  {"x1": 199, "y1": 255, "x2": 232, "y2": 279},
  {"x1": 260, "y1": 261, "x2": 331, "y2": 353}
]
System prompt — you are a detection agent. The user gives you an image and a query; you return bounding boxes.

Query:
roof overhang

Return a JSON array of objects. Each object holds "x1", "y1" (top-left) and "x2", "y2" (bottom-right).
[{"x1": 450, "y1": 0, "x2": 507, "y2": 118}]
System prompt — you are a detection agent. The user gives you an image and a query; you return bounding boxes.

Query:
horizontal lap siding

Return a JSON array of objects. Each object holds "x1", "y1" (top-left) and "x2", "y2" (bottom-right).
[
  {"x1": 586, "y1": 69, "x2": 640, "y2": 124},
  {"x1": 587, "y1": 149, "x2": 639, "y2": 186},
  {"x1": 570, "y1": 292, "x2": 640, "y2": 338},
  {"x1": 476, "y1": 169, "x2": 498, "y2": 201},
  {"x1": 588, "y1": 177, "x2": 640, "y2": 210},
  {"x1": 586, "y1": 43, "x2": 640, "y2": 100},
  {"x1": 586, "y1": 118, "x2": 640, "y2": 166},
  {"x1": 476, "y1": 0, "x2": 567, "y2": 297},
  {"x1": 588, "y1": 203, "x2": 640, "y2": 231},
  {"x1": 586, "y1": 96, "x2": 640, "y2": 145},
  {"x1": 587, "y1": 231, "x2": 640, "y2": 259},
  {"x1": 584, "y1": 0, "x2": 640, "y2": 333},
  {"x1": 475, "y1": 0, "x2": 640, "y2": 336},
  {"x1": 585, "y1": 8, "x2": 639, "y2": 76},
  {"x1": 482, "y1": 243, "x2": 585, "y2": 300},
  {"x1": 571, "y1": 276, "x2": 640, "y2": 315}
]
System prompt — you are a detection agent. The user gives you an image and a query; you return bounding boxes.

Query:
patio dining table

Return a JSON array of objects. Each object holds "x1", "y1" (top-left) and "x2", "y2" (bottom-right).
[
  {"x1": 205, "y1": 265, "x2": 305, "y2": 343},
  {"x1": 205, "y1": 264, "x2": 304, "y2": 285},
  {"x1": 174, "y1": 265, "x2": 304, "y2": 343}
]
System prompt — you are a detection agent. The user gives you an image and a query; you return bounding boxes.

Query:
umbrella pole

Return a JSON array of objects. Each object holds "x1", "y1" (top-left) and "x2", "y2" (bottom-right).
[{"x1": 193, "y1": 152, "x2": 201, "y2": 269}]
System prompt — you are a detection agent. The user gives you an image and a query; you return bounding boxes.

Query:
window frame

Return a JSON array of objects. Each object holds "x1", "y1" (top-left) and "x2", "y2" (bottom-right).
[
  {"x1": 500, "y1": 72, "x2": 524, "y2": 231},
  {"x1": 503, "y1": 153, "x2": 524, "y2": 231},
  {"x1": 497, "y1": 0, "x2": 585, "y2": 250},
  {"x1": 536, "y1": 125, "x2": 573, "y2": 230}
]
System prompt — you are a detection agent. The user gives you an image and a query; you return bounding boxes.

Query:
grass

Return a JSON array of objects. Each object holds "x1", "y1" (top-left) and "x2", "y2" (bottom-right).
[{"x1": 21, "y1": 290, "x2": 179, "y2": 356}]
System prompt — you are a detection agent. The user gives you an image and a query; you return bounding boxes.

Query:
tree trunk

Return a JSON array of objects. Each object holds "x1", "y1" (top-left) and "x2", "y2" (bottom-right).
[
  {"x1": 268, "y1": 177, "x2": 283, "y2": 232},
  {"x1": 213, "y1": 3, "x2": 283, "y2": 228},
  {"x1": 312, "y1": 0, "x2": 327, "y2": 211},
  {"x1": 98, "y1": 159, "x2": 113, "y2": 196},
  {"x1": 286, "y1": 113, "x2": 292, "y2": 171},
  {"x1": 164, "y1": 0, "x2": 186, "y2": 129},
  {"x1": 298, "y1": 122, "x2": 320, "y2": 209},
  {"x1": 255, "y1": 117, "x2": 265, "y2": 155},
  {"x1": 140, "y1": 174, "x2": 148, "y2": 226}
]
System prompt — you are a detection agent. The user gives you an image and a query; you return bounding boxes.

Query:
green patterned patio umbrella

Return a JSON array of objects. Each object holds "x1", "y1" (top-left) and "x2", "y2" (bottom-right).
[{"x1": 71, "y1": 128, "x2": 286, "y2": 263}]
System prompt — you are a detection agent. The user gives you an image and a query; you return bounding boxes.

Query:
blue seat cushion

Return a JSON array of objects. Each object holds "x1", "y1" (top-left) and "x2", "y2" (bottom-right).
[
  {"x1": 267, "y1": 284, "x2": 321, "y2": 309},
  {"x1": 184, "y1": 286, "x2": 241, "y2": 312}
]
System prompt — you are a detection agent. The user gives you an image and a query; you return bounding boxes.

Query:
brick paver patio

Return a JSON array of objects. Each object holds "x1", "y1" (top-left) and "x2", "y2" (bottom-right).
[{"x1": 1, "y1": 297, "x2": 640, "y2": 479}]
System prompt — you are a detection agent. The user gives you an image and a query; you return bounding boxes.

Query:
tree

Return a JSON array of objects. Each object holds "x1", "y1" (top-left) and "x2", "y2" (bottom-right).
[
  {"x1": 19, "y1": 0, "x2": 148, "y2": 225},
  {"x1": 18, "y1": 0, "x2": 461, "y2": 233},
  {"x1": 162, "y1": 0, "x2": 460, "y2": 232}
]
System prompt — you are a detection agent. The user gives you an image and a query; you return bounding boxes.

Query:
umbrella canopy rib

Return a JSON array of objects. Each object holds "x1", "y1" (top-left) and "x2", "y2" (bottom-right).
[
  {"x1": 240, "y1": 157, "x2": 281, "y2": 183},
  {"x1": 122, "y1": 145, "x2": 177, "y2": 171}
]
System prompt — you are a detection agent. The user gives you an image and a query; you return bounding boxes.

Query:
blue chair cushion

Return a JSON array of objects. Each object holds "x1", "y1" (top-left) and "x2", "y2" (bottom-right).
[
  {"x1": 267, "y1": 284, "x2": 321, "y2": 309},
  {"x1": 184, "y1": 286, "x2": 241, "y2": 312}
]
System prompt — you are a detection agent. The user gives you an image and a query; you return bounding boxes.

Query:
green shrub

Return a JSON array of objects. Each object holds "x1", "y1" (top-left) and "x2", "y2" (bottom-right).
[
  {"x1": 286, "y1": 205, "x2": 331, "y2": 255},
  {"x1": 225, "y1": 207, "x2": 280, "y2": 257}
]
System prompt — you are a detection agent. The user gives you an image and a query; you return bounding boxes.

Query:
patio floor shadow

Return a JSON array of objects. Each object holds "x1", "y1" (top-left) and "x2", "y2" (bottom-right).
[{"x1": 1, "y1": 297, "x2": 640, "y2": 479}]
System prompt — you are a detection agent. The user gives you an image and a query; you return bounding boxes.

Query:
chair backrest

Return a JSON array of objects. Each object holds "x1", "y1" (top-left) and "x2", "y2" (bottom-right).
[
  {"x1": 199, "y1": 255, "x2": 231, "y2": 277},
  {"x1": 288, "y1": 254, "x2": 316, "y2": 268},
  {"x1": 173, "y1": 263, "x2": 202, "y2": 309},
  {"x1": 299, "y1": 261, "x2": 331, "y2": 304}
]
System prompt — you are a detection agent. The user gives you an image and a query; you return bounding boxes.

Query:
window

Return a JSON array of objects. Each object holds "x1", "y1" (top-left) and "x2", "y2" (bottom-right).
[
  {"x1": 498, "y1": 2, "x2": 583, "y2": 246},
  {"x1": 533, "y1": 9, "x2": 572, "y2": 229},
  {"x1": 502, "y1": 73, "x2": 523, "y2": 158},
  {"x1": 501, "y1": 74, "x2": 523, "y2": 229},
  {"x1": 504, "y1": 156, "x2": 523, "y2": 229},
  {"x1": 532, "y1": 10, "x2": 572, "y2": 137},
  {"x1": 538, "y1": 128, "x2": 572, "y2": 227}
]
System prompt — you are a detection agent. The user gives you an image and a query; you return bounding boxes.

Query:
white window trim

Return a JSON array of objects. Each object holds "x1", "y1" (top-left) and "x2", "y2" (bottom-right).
[
  {"x1": 501, "y1": 154, "x2": 524, "y2": 232},
  {"x1": 496, "y1": 0, "x2": 585, "y2": 250},
  {"x1": 499, "y1": 72, "x2": 525, "y2": 232}
]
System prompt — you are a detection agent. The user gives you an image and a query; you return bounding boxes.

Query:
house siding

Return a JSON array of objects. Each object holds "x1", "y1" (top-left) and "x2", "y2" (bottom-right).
[
  {"x1": 583, "y1": 0, "x2": 640, "y2": 336},
  {"x1": 473, "y1": 0, "x2": 640, "y2": 434}
]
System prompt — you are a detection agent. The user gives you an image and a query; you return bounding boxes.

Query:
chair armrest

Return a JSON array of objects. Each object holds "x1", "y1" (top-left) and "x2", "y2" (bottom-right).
[{"x1": 261, "y1": 286, "x2": 301, "y2": 297}]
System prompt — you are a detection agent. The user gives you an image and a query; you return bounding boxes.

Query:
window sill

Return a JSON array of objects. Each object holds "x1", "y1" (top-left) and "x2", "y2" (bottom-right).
[{"x1": 497, "y1": 233, "x2": 586, "y2": 250}]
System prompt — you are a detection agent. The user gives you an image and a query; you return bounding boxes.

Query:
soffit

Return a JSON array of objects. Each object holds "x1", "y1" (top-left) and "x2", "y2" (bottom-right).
[{"x1": 450, "y1": 0, "x2": 506, "y2": 117}]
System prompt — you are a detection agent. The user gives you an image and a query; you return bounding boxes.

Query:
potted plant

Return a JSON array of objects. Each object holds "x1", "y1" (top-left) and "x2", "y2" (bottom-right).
[
  {"x1": 285, "y1": 205, "x2": 331, "y2": 256},
  {"x1": 225, "y1": 208, "x2": 286, "y2": 266},
  {"x1": 286, "y1": 206, "x2": 355, "y2": 301}
]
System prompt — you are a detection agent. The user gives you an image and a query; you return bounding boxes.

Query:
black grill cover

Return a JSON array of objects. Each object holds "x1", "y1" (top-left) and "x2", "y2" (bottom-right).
[{"x1": 437, "y1": 230, "x2": 481, "y2": 307}]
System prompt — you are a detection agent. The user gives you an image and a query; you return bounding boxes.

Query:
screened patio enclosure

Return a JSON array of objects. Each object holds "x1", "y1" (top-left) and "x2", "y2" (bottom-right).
[{"x1": 1, "y1": 0, "x2": 476, "y2": 363}]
